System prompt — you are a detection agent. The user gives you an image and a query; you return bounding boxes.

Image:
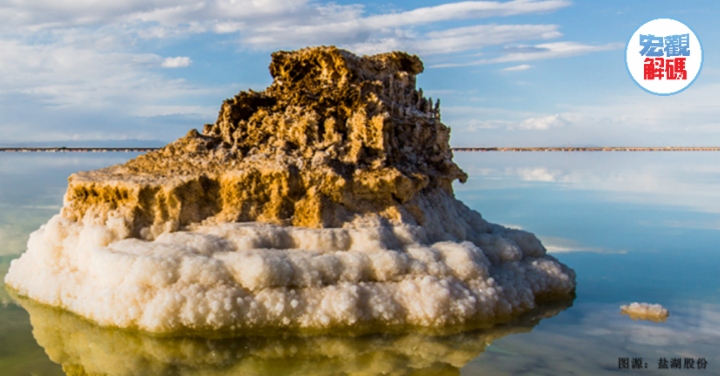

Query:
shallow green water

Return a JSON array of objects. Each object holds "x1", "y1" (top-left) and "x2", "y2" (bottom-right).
[{"x1": 1, "y1": 151, "x2": 719, "y2": 375}]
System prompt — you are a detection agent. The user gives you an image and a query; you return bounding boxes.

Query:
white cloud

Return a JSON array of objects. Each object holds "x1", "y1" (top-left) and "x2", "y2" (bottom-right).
[
  {"x1": 444, "y1": 106, "x2": 531, "y2": 132},
  {"x1": 0, "y1": 0, "x2": 571, "y2": 30},
  {"x1": 490, "y1": 41, "x2": 623, "y2": 63},
  {"x1": 0, "y1": 0, "x2": 308, "y2": 30},
  {"x1": 214, "y1": 22, "x2": 245, "y2": 34},
  {"x1": 0, "y1": 0, "x2": 622, "y2": 144},
  {"x1": 355, "y1": 24, "x2": 561, "y2": 55},
  {"x1": 433, "y1": 41, "x2": 623, "y2": 67},
  {"x1": 246, "y1": 1, "x2": 569, "y2": 49},
  {"x1": 546, "y1": 83, "x2": 720, "y2": 139},
  {"x1": 515, "y1": 167, "x2": 563, "y2": 182},
  {"x1": 444, "y1": 108, "x2": 570, "y2": 131},
  {"x1": 447, "y1": 77, "x2": 720, "y2": 148},
  {"x1": 370, "y1": 0, "x2": 570, "y2": 24},
  {"x1": 514, "y1": 114, "x2": 570, "y2": 130},
  {"x1": 502, "y1": 64, "x2": 532, "y2": 71},
  {"x1": 133, "y1": 105, "x2": 214, "y2": 117},
  {"x1": 161, "y1": 56, "x2": 191, "y2": 68},
  {"x1": 0, "y1": 1, "x2": 573, "y2": 54},
  {"x1": 465, "y1": 120, "x2": 512, "y2": 130},
  {"x1": 0, "y1": 31, "x2": 225, "y2": 143},
  {"x1": 0, "y1": 38, "x2": 210, "y2": 111}
]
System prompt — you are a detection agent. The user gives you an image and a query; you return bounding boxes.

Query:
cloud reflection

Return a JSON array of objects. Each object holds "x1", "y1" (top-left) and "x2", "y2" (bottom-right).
[
  {"x1": 538, "y1": 236, "x2": 626, "y2": 255},
  {"x1": 465, "y1": 302, "x2": 720, "y2": 374},
  {"x1": 455, "y1": 152, "x2": 720, "y2": 214}
]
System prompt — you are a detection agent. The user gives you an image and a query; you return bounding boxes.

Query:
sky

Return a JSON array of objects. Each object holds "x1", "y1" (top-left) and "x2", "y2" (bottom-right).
[{"x1": 0, "y1": 0, "x2": 718, "y2": 147}]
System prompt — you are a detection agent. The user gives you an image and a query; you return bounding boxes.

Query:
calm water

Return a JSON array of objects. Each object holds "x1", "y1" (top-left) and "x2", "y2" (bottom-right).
[{"x1": 1, "y1": 151, "x2": 719, "y2": 375}]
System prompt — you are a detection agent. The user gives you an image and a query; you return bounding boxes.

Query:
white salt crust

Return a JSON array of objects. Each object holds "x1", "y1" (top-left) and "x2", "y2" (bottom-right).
[
  {"x1": 620, "y1": 302, "x2": 669, "y2": 322},
  {"x1": 5, "y1": 208, "x2": 575, "y2": 333}
]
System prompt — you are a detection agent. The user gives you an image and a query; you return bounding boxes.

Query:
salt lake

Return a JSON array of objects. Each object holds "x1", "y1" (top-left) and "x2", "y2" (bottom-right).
[{"x1": 1, "y1": 151, "x2": 718, "y2": 375}]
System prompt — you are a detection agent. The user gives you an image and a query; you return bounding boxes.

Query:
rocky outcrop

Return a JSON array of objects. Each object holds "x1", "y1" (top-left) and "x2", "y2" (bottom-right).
[{"x1": 63, "y1": 46, "x2": 466, "y2": 239}]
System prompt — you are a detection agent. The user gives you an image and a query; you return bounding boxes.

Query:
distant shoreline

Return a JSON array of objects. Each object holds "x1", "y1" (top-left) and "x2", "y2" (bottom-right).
[
  {"x1": 452, "y1": 147, "x2": 720, "y2": 152},
  {"x1": 0, "y1": 147, "x2": 159, "y2": 152},
  {"x1": 1, "y1": 146, "x2": 719, "y2": 153}
]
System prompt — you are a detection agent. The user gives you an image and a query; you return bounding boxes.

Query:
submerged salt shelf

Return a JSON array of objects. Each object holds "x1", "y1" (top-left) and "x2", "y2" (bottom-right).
[
  {"x1": 4, "y1": 46, "x2": 576, "y2": 334},
  {"x1": 5, "y1": 209, "x2": 574, "y2": 333}
]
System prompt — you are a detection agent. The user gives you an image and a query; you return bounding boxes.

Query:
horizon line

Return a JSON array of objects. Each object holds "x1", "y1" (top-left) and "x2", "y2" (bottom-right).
[{"x1": 1, "y1": 146, "x2": 720, "y2": 153}]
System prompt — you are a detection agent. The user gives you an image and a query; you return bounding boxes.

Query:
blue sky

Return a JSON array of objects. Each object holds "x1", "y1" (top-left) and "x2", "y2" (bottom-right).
[{"x1": 0, "y1": 0, "x2": 718, "y2": 147}]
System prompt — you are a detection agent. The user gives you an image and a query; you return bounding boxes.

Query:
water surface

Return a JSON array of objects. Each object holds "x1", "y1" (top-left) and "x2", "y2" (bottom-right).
[{"x1": 1, "y1": 151, "x2": 719, "y2": 375}]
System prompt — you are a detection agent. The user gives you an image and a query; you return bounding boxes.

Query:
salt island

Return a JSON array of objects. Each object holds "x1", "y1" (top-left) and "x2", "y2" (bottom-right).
[{"x1": 5, "y1": 46, "x2": 576, "y2": 335}]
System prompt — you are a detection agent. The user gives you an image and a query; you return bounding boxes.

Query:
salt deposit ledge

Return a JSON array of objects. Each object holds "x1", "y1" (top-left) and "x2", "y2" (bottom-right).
[{"x1": 5, "y1": 46, "x2": 576, "y2": 335}]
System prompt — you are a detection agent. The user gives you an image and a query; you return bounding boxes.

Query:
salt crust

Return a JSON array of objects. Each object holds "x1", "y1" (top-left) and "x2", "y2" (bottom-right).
[
  {"x1": 5, "y1": 207, "x2": 575, "y2": 334},
  {"x1": 620, "y1": 302, "x2": 669, "y2": 322}
]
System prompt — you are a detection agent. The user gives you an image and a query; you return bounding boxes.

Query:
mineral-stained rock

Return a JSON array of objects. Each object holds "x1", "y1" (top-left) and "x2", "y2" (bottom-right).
[
  {"x1": 5, "y1": 46, "x2": 576, "y2": 335},
  {"x1": 63, "y1": 46, "x2": 466, "y2": 239}
]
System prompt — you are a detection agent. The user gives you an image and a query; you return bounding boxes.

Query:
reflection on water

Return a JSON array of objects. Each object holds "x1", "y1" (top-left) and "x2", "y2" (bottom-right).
[
  {"x1": 465, "y1": 301, "x2": 720, "y2": 375},
  {"x1": 0, "y1": 153, "x2": 143, "y2": 375},
  {"x1": 453, "y1": 152, "x2": 720, "y2": 257},
  {"x1": 12, "y1": 292, "x2": 572, "y2": 376},
  {"x1": 454, "y1": 151, "x2": 720, "y2": 211},
  {"x1": 0, "y1": 153, "x2": 140, "y2": 257}
]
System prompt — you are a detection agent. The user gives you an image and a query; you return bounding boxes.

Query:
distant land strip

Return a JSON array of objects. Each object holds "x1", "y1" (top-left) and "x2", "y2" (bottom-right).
[
  {"x1": 0, "y1": 147, "x2": 160, "y2": 152},
  {"x1": 452, "y1": 147, "x2": 720, "y2": 152},
  {"x1": 1, "y1": 146, "x2": 720, "y2": 153}
]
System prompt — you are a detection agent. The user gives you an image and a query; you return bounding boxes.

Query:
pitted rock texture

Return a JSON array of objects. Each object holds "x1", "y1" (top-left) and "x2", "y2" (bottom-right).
[{"x1": 63, "y1": 46, "x2": 467, "y2": 239}]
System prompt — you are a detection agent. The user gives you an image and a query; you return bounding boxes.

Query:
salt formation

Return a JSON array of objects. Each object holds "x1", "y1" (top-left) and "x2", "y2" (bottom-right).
[
  {"x1": 5, "y1": 46, "x2": 575, "y2": 334},
  {"x1": 620, "y1": 302, "x2": 669, "y2": 322}
]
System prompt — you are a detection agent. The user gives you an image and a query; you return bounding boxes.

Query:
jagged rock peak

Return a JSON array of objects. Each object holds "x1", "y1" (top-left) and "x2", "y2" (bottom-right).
[
  {"x1": 200, "y1": 45, "x2": 462, "y2": 182},
  {"x1": 65, "y1": 46, "x2": 468, "y2": 233}
]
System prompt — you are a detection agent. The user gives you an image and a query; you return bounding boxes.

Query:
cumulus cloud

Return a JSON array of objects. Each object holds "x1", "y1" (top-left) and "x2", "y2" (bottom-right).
[
  {"x1": 0, "y1": 1, "x2": 574, "y2": 56},
  {"x1": 0, "y1": 0, "x2": 624, "y2": 143},
  {"x1": 0, "y1": 0, "x2": 569, "y2": 30},
  {"x1": 0, "y1": 0, "x2": 307, "y2": 30},
  {"x1": 0, "y1": 38, "x2": 211, "y2": 111},
  {"x1": 161, "y1": 56, "x2": 192, "y2": 68},
  {"x1": 0, "y1": 32, "x2": 223, "y2": 143},
  {"x1": 242, "y1": 1, "x2": 570, "y2": 52}
]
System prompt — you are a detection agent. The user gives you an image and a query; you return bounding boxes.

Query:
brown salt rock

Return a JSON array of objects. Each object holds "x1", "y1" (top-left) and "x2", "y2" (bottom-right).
[{"x1": 62, "y1": 46, "x2": 468, "y2": 239}]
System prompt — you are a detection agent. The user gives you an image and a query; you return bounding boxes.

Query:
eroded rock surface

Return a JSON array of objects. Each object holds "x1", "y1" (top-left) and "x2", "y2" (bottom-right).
[{"x1": 64, "y1": 46, "x2": 466, "y2": 239}]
